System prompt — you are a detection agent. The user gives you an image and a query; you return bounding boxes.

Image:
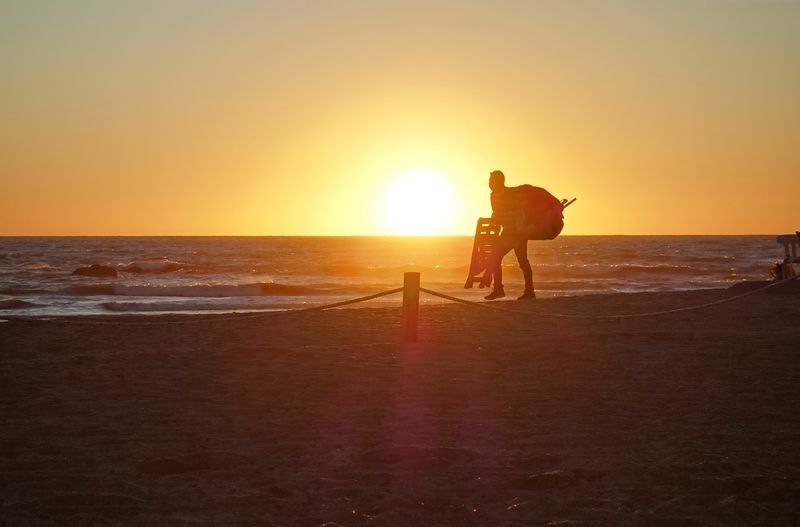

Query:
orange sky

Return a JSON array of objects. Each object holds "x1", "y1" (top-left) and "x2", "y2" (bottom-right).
[{"x1": 1, "y1": 1, "x2": 798, "y2": 235}]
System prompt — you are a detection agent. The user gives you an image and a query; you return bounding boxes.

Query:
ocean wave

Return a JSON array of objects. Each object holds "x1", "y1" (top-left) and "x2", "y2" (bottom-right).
[
  {"x1": 543, "y1": 263, "x2": 711, "y2": 278},
  {"x1": 278, "y1": 260, "x2": 758, "y2": 279},
  {"x1": 121, "y1": 259, "x2": 188, "y2": 273},
  {"x1": 101, "y1": 301, "x2": 299, "y2": 313},
  {"x1": 64, "y1": 284, "x2": 117, "y2": 295},
  {"x1": 64, "y1": 282, "x2": 328, "y2": 298},
  {"x1": 0, "y1": 287, "x2": 52, "y2": 295},
  {"x1": 21, "y1": 262, "x2": 56, "y2": 271},
  {"x1": 0, "y1": 296, "x2": 40, "y2": 310},
  {"x1": 242, "y1": 261, "x2": 474, "y2": 278},
  {"x1": 315, "y1": 263, "x2": 472, "y2": 277}
]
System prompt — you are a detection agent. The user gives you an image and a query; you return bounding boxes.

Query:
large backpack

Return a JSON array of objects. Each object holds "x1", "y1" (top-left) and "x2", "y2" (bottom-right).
[{"x1": 512, "y1": 185, "x2": 564, "y2": 240}]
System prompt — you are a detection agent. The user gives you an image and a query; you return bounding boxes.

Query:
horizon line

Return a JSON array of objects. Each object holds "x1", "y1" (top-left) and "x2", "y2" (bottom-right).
[{"x1": 0, "y1": 233, "x2": 787, "y2": 238}]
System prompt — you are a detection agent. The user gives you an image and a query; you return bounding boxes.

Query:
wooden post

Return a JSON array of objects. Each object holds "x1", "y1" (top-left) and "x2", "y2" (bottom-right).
[{"x1": 402, "y1": 272, "x2": 420, "y2": 342}]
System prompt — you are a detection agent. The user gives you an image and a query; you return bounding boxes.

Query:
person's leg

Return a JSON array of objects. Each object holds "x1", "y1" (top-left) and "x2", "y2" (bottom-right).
[
  {"x1": 514, "y1": 240, "x2": 535, "y2": 299},
  {"x1": 492, "y1": 255, "x2": 503, "y2": 288},
  {"x1": 485, "y1": 236, "x2": 514, "y2": 300}
]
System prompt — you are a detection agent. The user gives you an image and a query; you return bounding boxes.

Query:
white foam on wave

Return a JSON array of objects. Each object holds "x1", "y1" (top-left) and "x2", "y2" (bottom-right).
[
  {"x1": 21, "y1": 262, "x2": 56, "y2": 271},
  {"x1": 101, "y1": 300, "x2": 301, "y2": 312},
  {"x1": 66, "y1": 282, "x2": 326, "y2": 298},
  {"x1": 120, "y1": 259, "x2": 188, "y2": 273}
]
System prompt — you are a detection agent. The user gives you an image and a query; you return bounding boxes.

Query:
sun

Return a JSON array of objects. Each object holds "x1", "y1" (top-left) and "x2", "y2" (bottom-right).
[{"x1": 379, "y1": 169, "x2": 459, "y2": 235}]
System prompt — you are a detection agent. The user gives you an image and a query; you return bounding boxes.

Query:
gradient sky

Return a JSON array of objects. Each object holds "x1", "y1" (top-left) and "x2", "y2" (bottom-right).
[{"x1": 1, "y1": 0, "x2": 798, "y2": 235}]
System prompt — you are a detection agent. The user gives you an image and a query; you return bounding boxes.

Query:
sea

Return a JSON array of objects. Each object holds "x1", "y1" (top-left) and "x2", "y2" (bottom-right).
[{"x1": 0, "y1": 236, "x2": 785, "y2": 317}]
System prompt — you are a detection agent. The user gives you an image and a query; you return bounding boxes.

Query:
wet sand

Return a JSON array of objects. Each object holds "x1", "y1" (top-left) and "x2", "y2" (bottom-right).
[{"x1": 1, "y1": 285, "x2": 799, "y2": 525}]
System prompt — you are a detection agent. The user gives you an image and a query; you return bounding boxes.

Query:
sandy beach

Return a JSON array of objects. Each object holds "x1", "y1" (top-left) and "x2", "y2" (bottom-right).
[{"x1": 1, "y1": 284, "x2": 799, "y2": 525}]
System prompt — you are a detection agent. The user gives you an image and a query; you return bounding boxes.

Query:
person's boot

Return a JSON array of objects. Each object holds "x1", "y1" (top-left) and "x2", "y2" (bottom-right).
[
  {"x1": 485, "y1": 286, "x2": 505, "y2": 300},
  {"x1": 517, "y1": 289, "x2": 536, "y2": 300}
]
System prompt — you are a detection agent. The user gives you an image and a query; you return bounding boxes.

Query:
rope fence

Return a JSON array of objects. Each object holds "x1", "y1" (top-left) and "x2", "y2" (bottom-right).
[{"x1": 2, "y1": 273, "x2": 796, "y2": 341}]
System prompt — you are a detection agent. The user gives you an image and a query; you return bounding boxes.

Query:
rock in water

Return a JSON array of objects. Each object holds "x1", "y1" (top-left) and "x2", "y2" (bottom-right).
[{"x1": 72, "y1": 264, "x2": 118, "y2": 278}]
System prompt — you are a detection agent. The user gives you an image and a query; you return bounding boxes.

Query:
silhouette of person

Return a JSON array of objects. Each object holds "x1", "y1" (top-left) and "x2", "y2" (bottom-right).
[{"x1": 485, "y1": 170, "x2": 535, "y2": 300}]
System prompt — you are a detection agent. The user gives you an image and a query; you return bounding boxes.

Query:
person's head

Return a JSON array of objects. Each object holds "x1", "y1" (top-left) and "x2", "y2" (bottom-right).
[{"x1": 489, "y1": 170, "x2": 505, "y2": 191}]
